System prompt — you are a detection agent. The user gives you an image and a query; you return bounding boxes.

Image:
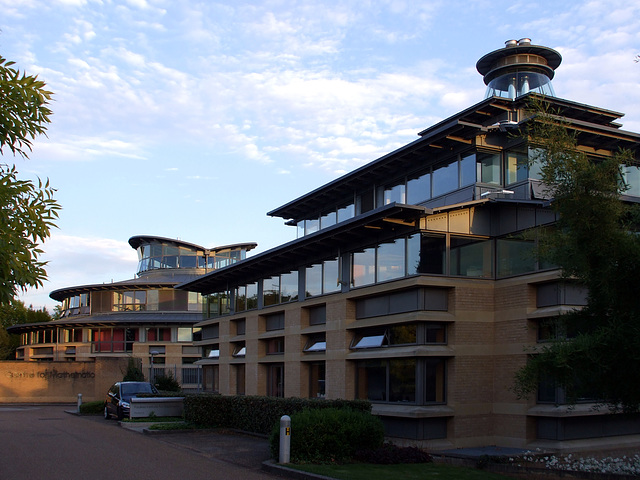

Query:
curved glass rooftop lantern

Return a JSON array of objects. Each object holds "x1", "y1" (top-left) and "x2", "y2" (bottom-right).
[{"x1": 476, "y1": 38, "x2": 562, "y2": 99}]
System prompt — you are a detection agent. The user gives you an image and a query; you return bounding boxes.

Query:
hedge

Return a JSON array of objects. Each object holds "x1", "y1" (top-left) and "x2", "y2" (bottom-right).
[
  {"x1": 183, "y1": 394, "x2": 371, "y2": 435},
  {"x1": 269, "y1": 407, "x2": 384, "y2": 463}
]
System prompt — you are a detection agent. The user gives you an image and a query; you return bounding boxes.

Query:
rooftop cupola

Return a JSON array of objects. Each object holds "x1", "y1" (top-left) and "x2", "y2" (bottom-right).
[{"x1": 476, "y1": 38, "x2": 562, "y2": 99}]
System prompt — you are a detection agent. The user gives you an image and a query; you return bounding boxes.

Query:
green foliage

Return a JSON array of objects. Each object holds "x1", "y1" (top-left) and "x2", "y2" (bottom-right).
[
  {"x1": 269, "y1": 408, "x2": 384, "y2": 464},
  {"x1": 0, "y1": 300, "x2": 51, "y2": 359},
  {"x1": 0, "y1": 54, "x2": 59, "y2": 306},
  {"x1": 0, "y1": 55, "x2": 53, "y2": 159},
  {"x1": 122, "y1": 357, "x2": 145, "y2": 382},
  {"x1": 514, "y1": 99, "x2": 640, "y2": 412},
  {"x1": 184, "y1": 394, "x2": 371, "y2": 435},
  {"x1": 0, "y1": 164, "x2": 60, "y2": 305},
  {"x1": 79, "y1": 400, "x2": 105, "y2": 415},
  {"x1": 154, "y1": 371, "x2": 182, "y2": 392}
]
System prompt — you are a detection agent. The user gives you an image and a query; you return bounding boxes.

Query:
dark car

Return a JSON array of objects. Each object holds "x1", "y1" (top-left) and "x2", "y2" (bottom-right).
[{"x1": 104, "y1": 381, "x2": 158, "y2": 420}]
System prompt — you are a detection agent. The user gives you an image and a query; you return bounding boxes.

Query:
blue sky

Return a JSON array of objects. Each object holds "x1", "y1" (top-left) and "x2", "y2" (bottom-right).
[{"x1": 2, "y1": 0, "x2": 639, "y2": 311}]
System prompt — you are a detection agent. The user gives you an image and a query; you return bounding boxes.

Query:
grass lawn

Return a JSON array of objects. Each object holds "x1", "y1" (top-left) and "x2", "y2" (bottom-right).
[{"x1": 286, "y1": 462, "x2": 517, "y2": 480}]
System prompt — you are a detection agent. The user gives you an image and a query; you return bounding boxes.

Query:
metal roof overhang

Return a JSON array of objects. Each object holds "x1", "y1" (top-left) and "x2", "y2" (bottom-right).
[
  {"x1": 128, "y1": 235, "x2": 257, "y2": 254},
  {"x1": 50, "y1": 281, "x2": 180, "y2": 301},
  {"x1": 267, "y1": 98, "x2": 514, "y2": 223},
  {"x1": 7, "y1": 312, "x2": 203, "y2": 334},
  {"x1": 178, "y1": 203, "x2": 429, "y2": 295}
]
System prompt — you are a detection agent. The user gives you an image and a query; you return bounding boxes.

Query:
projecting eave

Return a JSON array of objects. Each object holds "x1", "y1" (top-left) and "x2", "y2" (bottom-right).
[
  {"x1": 178, "y1": 203, "x2": 429, "y2": 295},
  {"x1": 268, "y1": 97, "x2": 511, "y2": 223},
  {"x1": 49, "y1": 276, "x2": 197, "y2": 301},
  {"x1": 128, "y1": 235, "x2": 257, "y2": 254},
  {"x1": 7, "y1": 311, "x2": 203, "y2": 334}
]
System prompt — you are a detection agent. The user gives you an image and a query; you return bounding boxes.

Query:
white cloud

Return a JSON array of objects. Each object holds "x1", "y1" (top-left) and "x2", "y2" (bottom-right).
[{"x1": 19, "y1": 233, "x2": 138, "y2": 311}]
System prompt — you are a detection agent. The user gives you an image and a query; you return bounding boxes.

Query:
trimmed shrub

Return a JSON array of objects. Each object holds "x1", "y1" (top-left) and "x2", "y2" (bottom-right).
[
  {"x1": 79, "y1": 400, "x2": 105, "y2": 415},
  {"x1": 154, "y1": 372, "x2": 181, "y2": 392},
  {"x1": 184, "y1": 394, "x2": 371, "y2": 435},
  {"x1": 269, "y1": 408, "x2": 384, "y2": 464}
]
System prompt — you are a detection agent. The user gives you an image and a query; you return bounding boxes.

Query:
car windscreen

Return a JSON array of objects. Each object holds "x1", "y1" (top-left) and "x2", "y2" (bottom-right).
[{"x1": 120, "y1": 383, "x2": 154, "y2": 400}]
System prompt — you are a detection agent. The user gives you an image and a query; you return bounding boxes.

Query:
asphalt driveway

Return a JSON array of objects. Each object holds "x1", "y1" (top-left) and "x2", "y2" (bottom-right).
[{"x1": 0, "y1": 405, "x2": 277, "y2": 480}]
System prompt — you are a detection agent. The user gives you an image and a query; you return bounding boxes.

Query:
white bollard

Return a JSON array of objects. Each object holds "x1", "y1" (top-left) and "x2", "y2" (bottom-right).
[
  {"x1": 77, "y1": 393, "x2": 83, "y2": 413},
  {"x1": 279, "y1": 415, "x2": 291, "y2": 464}
]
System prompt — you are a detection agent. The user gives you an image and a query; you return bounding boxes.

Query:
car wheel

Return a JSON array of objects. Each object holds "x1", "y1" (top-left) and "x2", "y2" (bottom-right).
[{"x1": 104, "y1": 405, "x2": 110, "y2": 420}]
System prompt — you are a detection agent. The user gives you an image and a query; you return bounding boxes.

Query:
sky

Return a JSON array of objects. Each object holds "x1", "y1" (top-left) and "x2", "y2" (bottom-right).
[{"x1": 1, "y1": 0, "x2": 639, "y2": 312}]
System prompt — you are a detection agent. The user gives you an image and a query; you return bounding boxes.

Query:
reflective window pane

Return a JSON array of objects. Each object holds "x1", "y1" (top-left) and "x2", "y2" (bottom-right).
[
  {"x1": 305, "y1": 263, "x2": 322, "y2": 297},
  {"x1": 407, "y1": 172, "x2": 431, "y2": 204},
  {"x1": 432, "y1": 162, "x2": 458, "y2": 197},
  {"x1": 352, "y1": 248, "x2": 375, "y2": 287},
  {"x1": 450, "y1": 237, "x2": 493, "y2": 278},
  {"x1": 323, "y1": 258, "x2": 340, "y2": 294},
  {"x1": 377, "y1": 239, "x2": 405, "y2": 282}
]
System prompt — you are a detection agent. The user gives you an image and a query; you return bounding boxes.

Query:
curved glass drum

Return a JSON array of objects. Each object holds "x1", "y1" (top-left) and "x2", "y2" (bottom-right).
[{"x1": 485, "y1": 72, "x2": 556, "y2": 99}]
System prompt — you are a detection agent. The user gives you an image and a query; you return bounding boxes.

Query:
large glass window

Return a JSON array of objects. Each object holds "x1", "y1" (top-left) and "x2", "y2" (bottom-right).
[
  {"x1": 281, "y1": 271, "x2": 299, "y2": 303},
  {"x1": 432, "y1": 161, "x2": 458, "y2": 197},
  {"x1": 623, "y1": 164, "x2": 640, "y2": 196},
  {"x1": 383, "y1": 183, "x2": 406, "y2": 205},
  {"x1": 460, "y1": 153, "x2": 476, "y2": 187},
  {"x1": 506, "y1": 150, "x2": 529, "y2": 184},
  {"x1": 497, "y1": 235, "x2": 536, "y2": 277},
  {"x1": 407, "y1": 171, "x2": 431, "y2": 204},
  {"x1": 477, "y1": 152, "x2": 501, "y2": 185},
  {"x1": 113, "y1": 290, "x2": 146, "y2": 312},
  {"x1": 337, "y1": 203, "x2": 355, "y2": 222},
  {"x1": 416, "y1": 235, "x2": 446, "y2": 275},
  {"x1": 306, "y1": 259, "x2": 339, "y2": 298},
  {"x1": 263, "y1": 276, "x2": 280, "y2": 307},
  {"x1": 450, "y1": 236, "x2": 493, "y2": 277},
  {"x1": 352, "y1": 247, "x2": 376, "y2": 287},
  {"x1": 377, "y1": 239, "x2": 406, "y2": 282}
]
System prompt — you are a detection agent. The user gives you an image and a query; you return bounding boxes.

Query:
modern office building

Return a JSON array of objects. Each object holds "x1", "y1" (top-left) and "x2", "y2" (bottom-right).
[
  {"x1": 9, "y1": 236, "x2": 256, "y2": 391},
  {"x1": 178, "y1": 40, "x2": 640, "y2": 449}
]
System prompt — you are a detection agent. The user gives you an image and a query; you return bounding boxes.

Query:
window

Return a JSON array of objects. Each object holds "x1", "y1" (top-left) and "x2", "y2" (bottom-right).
[
  {"x1": 309, "y1": 362, "x2": 325, "y2": 398},
  {"x1": 280, "y1": 271, "x2": 299, "y2": 303},
  {"x1": 267, "y1": 363, "x2": 284, "y2": 397},
  {"x1": 265, "y1": 312, "x2": 284, "y2": 331},
  {"x1": 177, "y1": 327, "x2": 201, "y2": 342},
  {"x1": 357, "y1": 358, "x2": 446, "y2": 404},
  {"x1": 113, "y1": 290, "x2": 146, "y2": 311},
  {"x1": 146, "y1": 327, "x2": 171, "y2": 342},
  {"x1": 266, "y1": 337, "x2": 284, "y2": 355},
  {"x1": 305, "y1": 259, "x2": 340, "y2": 298},
  {"x1": 352, "y1": 247, "x2": 375, "y2": 287},
  {"x1": 233, "y1": 319, "x2": 246, "y2": 336},
  {"x1": 91, "y1": 328, "x2": 138, "y2": 353},
  {"x1": 203, "y1": 365, "x2": 219, "y2": 393},
  {"x1": 351, "y1": 323, "x2": 445, "y2": 349},
  {"x1": 432, "y1": 161, "x2": 458, "y2": 197},
  {"x1": 622, "y1": 164, "x2": 640, "y2": 196},
  {"x1": 407, "y1": 172, "x2": 431, "y2": 204},
  {"x1": 477, "y1": 152, "x2": 501, "y2": 185},
  {"x1": 506, "y1": 150, "x2": 529, "y2": 184},
  {"x1": 232, "y1": 342, "x2": 246, "y2": 357},
  {"x1": 383, "y1": 182, "x2": 406, "y2": 205},
  {"x1": 235, "y1": 364, "x2": 246, "y2": 395},
  {"x1": 303, "y1": 334, "x2": 326, "y2": 353},
  {"x1": 415, "y1": 235, "x2": 446, "y2": 275},
  {"x1": 460, "y1": 153, "x2": 476, "y2": 186},
  {"x1": 204, "y1": 344, "x2": 219, "y2": 358},
  {"x1": 207, "y1": 291, "x2": 230, "y2": 317},
  {"x1": 337, "y1": 203, "x2": 355, "y2": 223},
  {"x1": 450, "y1": 236, "x2": 493, "y2": 277},
  {"x1": 263, "y1": 276, "x2": 280, "y2": 307},
  {"x1": 308, "y1": 305, "x2": 326, "y2": 326},
  {"x1": 497, "y1": 234, "x2": 536, "y2": 277},
  {"x1": 351, "y1": 324, "x2": 418, "y2": 349},
  {"x1": 377, "y1": 238, "x2": 406, "y2": 282}
]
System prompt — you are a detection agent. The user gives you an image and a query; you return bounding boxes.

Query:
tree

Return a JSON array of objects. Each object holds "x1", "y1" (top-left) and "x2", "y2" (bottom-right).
[
  {"x1": 513, "y1": 100, "x2": 640, "y2": 412},
  {"x1": 0, "y1": 300, "x2": 51, "y2": 359},
  {"x1": 0, "y1": 54, "x2": 60, "y2": 305}
]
